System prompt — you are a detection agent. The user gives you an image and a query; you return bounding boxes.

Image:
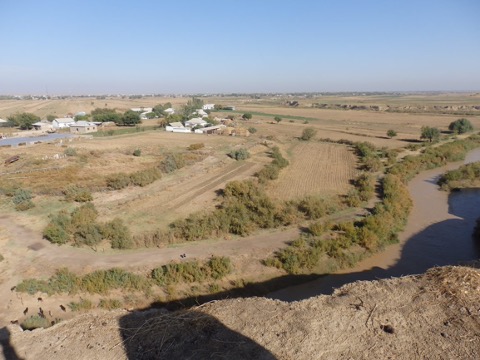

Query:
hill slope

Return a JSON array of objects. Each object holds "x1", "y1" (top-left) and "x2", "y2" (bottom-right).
[{"x1": 4, "y1": 265, "x2": 480, "y2": 360}]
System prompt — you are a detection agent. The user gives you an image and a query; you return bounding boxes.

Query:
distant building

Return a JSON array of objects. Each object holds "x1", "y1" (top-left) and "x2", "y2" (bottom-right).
[
  {"x1": 164, "y1": 108, "x2": 175, "y2": 115},
  {"x1": 166, "y1": 122, "x2": 191, "y2": 133},
  {"x1": 185, "y1": 118, "x2": 208, "y2": 128},
  {"x1": 130, "y1": 107, "x2": 153, "y2": 113},
  {"x1": 52, "y1": 118, "x2": 75, "y2": 128},
  {"x1": 32, "y1": 120, "x2": 53, "y2": 131},
  {"x1": 70, "y1": 121, "x2": 98, "y2": 133},
  {"x1": 194, "y1": 125, "x2": 226, "y2": 134},
  {"x1": 202, "y1": 104, "x2": 215, "y2": 110}
]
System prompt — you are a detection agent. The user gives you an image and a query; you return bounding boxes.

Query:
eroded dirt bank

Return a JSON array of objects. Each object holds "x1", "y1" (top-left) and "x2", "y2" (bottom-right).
[{"x1": 4, "y1": 264, "x2": 480, "y2": 360}]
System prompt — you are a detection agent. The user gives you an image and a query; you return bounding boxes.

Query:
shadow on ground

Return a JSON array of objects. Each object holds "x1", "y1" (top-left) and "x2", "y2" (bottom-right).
[
  {"x1": 0, "y1": 327, "x2": 23, "y2": 360},
  {"x1": 119, "y1": 309, "x2": 277, "y2": 360}
]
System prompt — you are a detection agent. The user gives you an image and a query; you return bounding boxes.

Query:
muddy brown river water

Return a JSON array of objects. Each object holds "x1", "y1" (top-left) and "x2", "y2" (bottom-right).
[{"x1": 270, "y1": 148, "x2": 480, "y2": 301}]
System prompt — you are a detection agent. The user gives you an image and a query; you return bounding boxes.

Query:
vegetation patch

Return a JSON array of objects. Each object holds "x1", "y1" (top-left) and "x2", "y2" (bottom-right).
[
  {"x1": 438, "y1": 161, "x2": 480, "y2": 191},
  {"x1": 43, "y1": 203, "x2": 133, "y2": 249}
]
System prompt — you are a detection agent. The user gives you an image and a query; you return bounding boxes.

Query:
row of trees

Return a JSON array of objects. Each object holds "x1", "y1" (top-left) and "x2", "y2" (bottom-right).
[{"x1": 386, "y1": 118, "x2": 474, "y2": 142}]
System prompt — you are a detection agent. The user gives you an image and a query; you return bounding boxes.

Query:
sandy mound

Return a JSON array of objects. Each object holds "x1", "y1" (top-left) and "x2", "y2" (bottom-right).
[{"x1": 4, "y1": 265, "x2": 480, "y2": 359}]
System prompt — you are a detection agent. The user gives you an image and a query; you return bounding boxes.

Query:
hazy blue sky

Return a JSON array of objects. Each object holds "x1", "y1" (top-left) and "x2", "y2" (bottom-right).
[{"x1": 1, "y1": 0, "x2": 479, "y2": 94}]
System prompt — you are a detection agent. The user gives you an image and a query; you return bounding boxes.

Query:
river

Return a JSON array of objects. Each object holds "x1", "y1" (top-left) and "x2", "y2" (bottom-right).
[{"x1": 269, "y1": 148, "x2": 480, "y2": 301}]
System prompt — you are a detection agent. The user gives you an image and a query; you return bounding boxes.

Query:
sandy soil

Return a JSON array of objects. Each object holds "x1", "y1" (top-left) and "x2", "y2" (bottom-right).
[{"x1": 4, "y1": 264, "x2": 480, "y2": 359}]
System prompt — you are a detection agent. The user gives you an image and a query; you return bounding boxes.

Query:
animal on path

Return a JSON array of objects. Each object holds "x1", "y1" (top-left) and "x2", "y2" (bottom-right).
[
  {"x1": 10, "y1": 286, "x2": 16, "y2": 292},
  {"x1": 37, "y1": 297, "x2": 43, "y2": 302},
  {"x1": 23, "y1": 307, "x2": 28, "y2": 316},
  {"x1": 60, "y1": 305, "x2": 66, "y2": 312}
]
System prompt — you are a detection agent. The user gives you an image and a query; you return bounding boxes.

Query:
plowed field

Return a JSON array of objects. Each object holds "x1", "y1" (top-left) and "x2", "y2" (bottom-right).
[{"x1": 267, "y1": 142, "x2": 357, "y2": 200}]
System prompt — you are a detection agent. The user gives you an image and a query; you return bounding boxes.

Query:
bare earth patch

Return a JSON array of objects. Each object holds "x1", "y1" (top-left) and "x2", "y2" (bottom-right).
[{"x1": 6, "y1": 265, "x2": 480, "y2": 359}]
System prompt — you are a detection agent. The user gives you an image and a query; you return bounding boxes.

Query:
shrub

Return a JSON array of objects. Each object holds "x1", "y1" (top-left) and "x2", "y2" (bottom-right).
[
  {"x1": 12, "y1": 189, "x2": 35, "y2": 211},
  {"x1": 248, "y1": 127, "x2": 257, "y2": 134},
  {"x1": 133, "y1": 149, "x2": 142, "y2": 156},
  {"x1": 208, "y1": 256, "x2": 232, "y2": 279},
  {"x1": 21, "y1": 315, "x2": 52, "y2": 330},
  {"x1": 98, "y1": 298, "x2": 123, "y2": 310},
  {"x1": 298, "y1": 196, "x2": 339, "y2": 220},
  {"x1": 43, "y1": 222, "x2": 70, "y2": 244},
  {"x1": 102, "y1": 218, "x2": 133, "y2": 249},
  {"x1": 256, "y1": 164, "x2": 280, "y2": 183},
  {"x1": 70, "y1": 203, "x2": 98, "y2": 228},
  {"x1": 386, "y1": 129, "x2": 397, "y2": 138},
  {"x1": 130, "y1": 168, "x2": 162, "y2": 187},
  {"x1": 228, "y1": 148, "x2": 250, "y2": 161},
  {"x1": 300, "y1": 127, "x2": 317, "y2": 141},
  {"x1": 242, "y1": 113, "x2": 252, "y2": 120},
  {"x1": 187, "y1": 143, "x2": 205, "y2": 150},
  {"x1": 64, "y1": 147, "x2": 77, "y2": 156},
  {"x1": 73, "y1": 223, "x2": 103, "y2": 247},
  {"x1": 68, "y1": 298, "x2": 93, "y2": 311},
  {"x1": 15, "y1": 200, "x2": 35, "y2": 211},
  {"x1": 63, "y1": 185, "x2": 93, "y2": 202},
  {"x1": 160, "y1": 153, "x2": 185, "y2": 173},
  {"x1": 106, "y1": 173, "x2": 131, "y2": 190},
  {"x1": 43, "y1": 211, "x2": 72, "y2": 244}
]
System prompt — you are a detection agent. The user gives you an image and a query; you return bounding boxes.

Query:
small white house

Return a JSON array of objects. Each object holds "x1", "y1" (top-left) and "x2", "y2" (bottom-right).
[
  {"x1": 203, "y1": 104, "x2": 215, "y2": 110},
  {"x1": 185, "y1": 117, "x2": 208, "y2": 128},
  {"x1": 164, "y1": 108, "x2": 175, "y2": 115},
  {"x1": 52, "y1": 118, "x2": 75, "y2": 129},
  {"x1": 131, "y1": 107, "x2": 153, "y2": 113},
  {"x1": 166, "y1": 122, "x2": 191, "y2": 133}
]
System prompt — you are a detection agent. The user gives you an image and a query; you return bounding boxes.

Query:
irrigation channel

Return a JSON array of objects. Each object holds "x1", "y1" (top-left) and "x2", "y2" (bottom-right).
[{"x1": 270, "y1": 148, "x2": 480, "y2": 301}]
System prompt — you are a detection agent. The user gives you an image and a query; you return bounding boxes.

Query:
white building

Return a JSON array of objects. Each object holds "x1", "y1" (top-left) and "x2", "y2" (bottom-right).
[
  {"x1": 52, "y1": 118, "x2": 75, "y2": 128},
  {"x1": 166, "y1": 122, "x2": 191, "y2": 133},
  {"x1": 185, "y1": 117, "x2": 208, "y2": 128},
  {"x1": 203, "y1": 104, "x2": 215, "y2": 110},
  {"x1": 164, "y1": 108, "x2": 175, "y2": 115}
]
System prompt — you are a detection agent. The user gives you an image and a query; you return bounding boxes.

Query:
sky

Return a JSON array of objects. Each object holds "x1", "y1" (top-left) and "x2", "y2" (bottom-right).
[{"x1": 0, "y1": 0, "x2": 479, "y2": 94}]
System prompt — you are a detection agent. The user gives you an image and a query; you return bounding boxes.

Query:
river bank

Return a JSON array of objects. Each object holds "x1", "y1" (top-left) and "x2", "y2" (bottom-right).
[{"x1": 270, "y1": 148, "x2": 480, "y2": 301}]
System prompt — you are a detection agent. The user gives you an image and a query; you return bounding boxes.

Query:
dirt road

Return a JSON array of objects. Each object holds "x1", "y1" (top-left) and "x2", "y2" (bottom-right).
[{"x1": 0, "y1": 215, "x2": 299, "y2": 326}]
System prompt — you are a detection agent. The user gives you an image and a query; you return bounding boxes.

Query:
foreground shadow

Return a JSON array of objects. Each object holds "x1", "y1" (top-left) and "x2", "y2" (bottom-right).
[
  {"x1": 119, "y1": 309, "x2": 276, "y2": 360},
  {"x1": 0, "y1": 327, "x2": 23, "y2": 360}
]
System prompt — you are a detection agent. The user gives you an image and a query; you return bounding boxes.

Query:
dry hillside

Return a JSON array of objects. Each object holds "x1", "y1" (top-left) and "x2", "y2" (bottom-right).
[{"x1": 3, "y1": 264, "x2": 480, "y2": 360}]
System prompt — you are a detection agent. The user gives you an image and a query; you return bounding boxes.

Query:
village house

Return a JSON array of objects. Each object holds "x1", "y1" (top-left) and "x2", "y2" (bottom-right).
[
  {"x1": 202, "y1": 104, "x2": 215, "y2": 110},
  {"x1": 194, "y1": 125, "x2": 226, "y2": 134},
  {"x1": 32, "y1": 120, "x2": 53, "y2": 131},
  {"x1": 52, "y1": 118, "x2": 75, "y2": 129},
  {"x1": 69, "y1": 121, "x2": 98, "y2": 134},
  {"x1": 165, "y1": 122, "x2": 191, "y2": 133},
  {"x1": 185, "y1": 117, "x2": 208, "y2": 128}
]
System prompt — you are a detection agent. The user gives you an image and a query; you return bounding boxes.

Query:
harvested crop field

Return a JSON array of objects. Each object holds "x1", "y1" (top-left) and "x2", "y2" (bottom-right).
[{"x1": 267, "y1": 142, "x2": 357, "y2": 200}]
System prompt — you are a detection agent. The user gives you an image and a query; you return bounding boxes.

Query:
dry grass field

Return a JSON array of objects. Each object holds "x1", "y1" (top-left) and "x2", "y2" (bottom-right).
[
  {"x1": 1, "y1": 93, "x2": 479, "y2": 233},
  {"x1": 267, "y1": 141, "x2": 357, "y2": 201}
]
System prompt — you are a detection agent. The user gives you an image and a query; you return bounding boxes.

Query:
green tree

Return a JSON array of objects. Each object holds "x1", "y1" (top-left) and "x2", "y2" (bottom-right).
[
  {"x1": 300, "y1": 127, "x2": 317, "y2": 141},
  {"x1": 274, "y1": 116, "x2": 282, "y2": 123},
  {"x1": 46, "y1": 114, "x2": 56, "y2": 121},
  {"x1": 8, "y1": 112, "x2": 40, "y2": 130},
  {"x1": 448, "y1": 118, "x2": 473, "y2": 134},
  {"x1": 242, "y1": 113, "x2": 252, "y2": 120},
  {"x1": 121, "y1": 110, "x2": 141, "y2": 126},
  {"x1": 181, "y1": 97, "x2": 204, "y2": 119},
  {"x1": 387, "y1": 129, "x2": 397, "y2": 138},
  {"x1": 420, "y1": 126, "x2": 440, "y2": 142},
  {"x1": 91, "y1": 108, "x2": 121, "y2": 123}
]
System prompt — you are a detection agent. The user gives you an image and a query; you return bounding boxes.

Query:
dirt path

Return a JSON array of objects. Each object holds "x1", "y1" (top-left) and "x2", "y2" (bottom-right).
[{"x1": 0, "y1": 215, "x2": 300, "y2": 327}]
